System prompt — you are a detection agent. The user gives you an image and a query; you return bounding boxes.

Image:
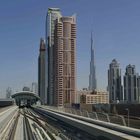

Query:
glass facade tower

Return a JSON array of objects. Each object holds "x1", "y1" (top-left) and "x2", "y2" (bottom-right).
[
  {"x1": 124, "y1": 64, "x2": 140, "y2": 103},
  {"x1": 46, "y1": 8, "x2": 62, "y2": 105},
  {"x1": 108, "y1": 59, "x2": 123, "y2": 103}
]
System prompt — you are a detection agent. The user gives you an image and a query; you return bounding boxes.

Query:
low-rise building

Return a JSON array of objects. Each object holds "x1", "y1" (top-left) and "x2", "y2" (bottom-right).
[
  {"x1": 80, "y1": 90, "x2": 109, "y2": 104},
  {"x1": 75, "y1": 90, "x2": 91, "y2": 104}
]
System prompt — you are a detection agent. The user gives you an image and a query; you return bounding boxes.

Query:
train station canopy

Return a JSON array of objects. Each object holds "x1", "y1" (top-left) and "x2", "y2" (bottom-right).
[{"x1": 11, "y1": 91, "x2": 40, "y2": 106}]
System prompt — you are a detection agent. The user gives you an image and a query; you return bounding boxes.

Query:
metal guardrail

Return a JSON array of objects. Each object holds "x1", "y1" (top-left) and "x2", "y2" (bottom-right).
[
  {"x1": 35, "y1": 107, "x2": 140, "y2": 140},
  {"x1": 41, "y1": 106, "x2": 127, "y2": 127},
  {"x1": 39, "y1": 107, "x2": 140, "y2": 139},
  {"x1": 109, "y1": 113, "x2": 126, "y2": 126}
]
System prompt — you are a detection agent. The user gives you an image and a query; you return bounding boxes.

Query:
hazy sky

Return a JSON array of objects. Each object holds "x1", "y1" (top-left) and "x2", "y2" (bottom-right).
[{"x1": 0, "y1": 0, "x2": 140, "y2": 97}]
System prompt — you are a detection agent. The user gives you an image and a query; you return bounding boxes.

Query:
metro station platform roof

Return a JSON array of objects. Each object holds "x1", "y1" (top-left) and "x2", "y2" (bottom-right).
[
  {"x1": 11, "y1": 91, "x2": 40, "y2": 106},
  {"x1": 11, "y1": 91, "x2": 40, "y2": 100}
]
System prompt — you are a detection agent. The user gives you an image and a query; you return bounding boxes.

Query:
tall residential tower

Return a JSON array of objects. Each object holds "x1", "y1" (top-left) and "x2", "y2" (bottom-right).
[
  {"x1": 46, "y1": 8, "x2": 76, "y2": 106},
  {"x1": 89, "y1": 32, "x2": 97, "y2": 90},
  {"x1": 38, "y1": 38, "x2": 47, "y2": 104},
  {"x1": 124, "y1": 64, "x2": 140, "y2": 103},
  {"x1": 108, "y1": 59, "x2": 123, "y2": 103},
  {"x1": 53, "y1": 15, "x2": 76, "y2": 106}
]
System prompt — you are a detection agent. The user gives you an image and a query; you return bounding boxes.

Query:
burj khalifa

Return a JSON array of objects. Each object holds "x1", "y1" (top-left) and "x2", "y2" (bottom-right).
[{"x1": 89, "y1": 32, "x2": 97, "y2": 90}]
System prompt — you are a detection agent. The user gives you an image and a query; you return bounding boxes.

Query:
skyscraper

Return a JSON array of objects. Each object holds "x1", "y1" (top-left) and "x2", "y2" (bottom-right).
[
  {"x1": 23, "y1": 86, "x2": 30, "y2": 91},
  {"x1": 31, "y1": 82, "x2": 38, "y2": 95},
  {"x1": 38, "y1": 38, "x2": 47, "y2": 104},
  {"x1": 46, "y1": 8, "x2": 62, "y2": 105},
  {"x1": 124, "y1": 64, "x2": 140, "y2": 103},
  {"x1": 53, "y1": 15, "x2": 76, "y2": 107},
  {"x1": 6, "y1": 87, "x2": 12, "y2": 98},
  {"x1": 89, "y1": 32, "x2": 97, "y2": 90},
  {"x1": 108, "y1": 59, "x2": 123, "y2": 103}
]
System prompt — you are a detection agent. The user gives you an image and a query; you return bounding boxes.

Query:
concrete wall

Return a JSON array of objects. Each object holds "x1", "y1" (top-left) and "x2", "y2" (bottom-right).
[{"x1": 80, "y1": 104, "x2": 93, "y2": 112}]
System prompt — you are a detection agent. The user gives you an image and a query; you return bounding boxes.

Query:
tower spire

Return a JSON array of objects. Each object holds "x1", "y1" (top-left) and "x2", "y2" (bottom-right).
[
  {"x1": 91, "y1": 31, "x2": 95, "y2": 62},
  {"x1": 91, "y1": 31, "x2": 93, "y2": 60}
]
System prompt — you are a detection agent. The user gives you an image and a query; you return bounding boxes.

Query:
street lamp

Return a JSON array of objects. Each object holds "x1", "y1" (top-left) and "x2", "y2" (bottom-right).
[{"x1": 125, "y1": 108, "x2": 129, "y2": 127}]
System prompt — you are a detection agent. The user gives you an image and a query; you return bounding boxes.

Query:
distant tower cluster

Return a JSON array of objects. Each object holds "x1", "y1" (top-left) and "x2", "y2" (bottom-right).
[
  {"x1": 108, "y1": 60, "x2": 140, "y2": 104},
  {"x1": 38, "y1": 38, "x2": 47, "y2": 104},
  {"x1": 108, "y1": 59, "x2": 123, "y2": 103},
  {"x1": 37, "y1": 8, "x2": 140, "y2": 106},
  {"x1": 89, "y1": 32, "x2": 97, "y2": 91},
  {"x1": 124, "y1": 64, "x2": 140, "y2": 103}
]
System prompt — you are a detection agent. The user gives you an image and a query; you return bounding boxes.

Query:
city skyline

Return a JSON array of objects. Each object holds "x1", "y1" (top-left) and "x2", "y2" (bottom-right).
[{"x1": 1, "y1": 0, "x2": 140, "y2": 97}]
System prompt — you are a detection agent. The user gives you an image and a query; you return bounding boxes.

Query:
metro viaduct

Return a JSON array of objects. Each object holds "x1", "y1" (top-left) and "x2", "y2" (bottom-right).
[{"x1": 11, "y1": 91, "x2": 40, "y2": 107}]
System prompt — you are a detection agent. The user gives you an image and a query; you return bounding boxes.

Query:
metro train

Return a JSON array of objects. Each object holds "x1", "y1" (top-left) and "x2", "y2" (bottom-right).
[{"x1": 0, "y1": 99, "x2": 14, "y2": 107}]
